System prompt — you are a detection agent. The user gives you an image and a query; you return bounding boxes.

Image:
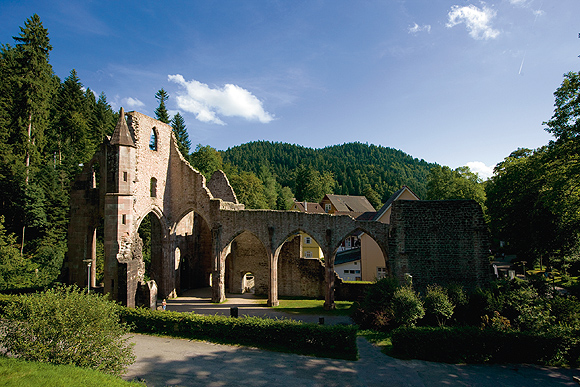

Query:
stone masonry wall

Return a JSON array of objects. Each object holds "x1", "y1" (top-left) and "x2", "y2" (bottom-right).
[
  {"x1": 227, "y1": 232, "x2": 269, "y2": 295},
  {"x1": 278, "y1": 236, "x2": 326, "y2": 298},
  {"x1": 388, "y1": 200, "x2": 491, "y2": 291}
]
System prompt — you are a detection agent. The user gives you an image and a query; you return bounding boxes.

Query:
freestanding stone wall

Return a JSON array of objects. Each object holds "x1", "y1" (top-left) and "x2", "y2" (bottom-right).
[{"x1": 388, "y1": 200, "x2": 491, "y2": 291}]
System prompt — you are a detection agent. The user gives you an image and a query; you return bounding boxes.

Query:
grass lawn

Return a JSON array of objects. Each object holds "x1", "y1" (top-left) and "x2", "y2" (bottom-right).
[
  {"x1": 0, "y1": 356, "x2": 143, "y2": 387},
  {"x1": 257, "y1": 297, "x2": 354, "y2": 316},
  {"x1": 527, "y1": 268, "x2": 579, "y2": 288},
  {"x1": 358, "y1": 330, "x2": 394, "y2": 356}
]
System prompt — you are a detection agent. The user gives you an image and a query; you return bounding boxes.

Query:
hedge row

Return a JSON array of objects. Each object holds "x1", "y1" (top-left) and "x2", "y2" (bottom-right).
[
  {"x1": 119, "y1": 307, "x2": 358, "y2": 360},
  {"x1": 391, "y1": 326, "x2": 580, "y2": 366}
]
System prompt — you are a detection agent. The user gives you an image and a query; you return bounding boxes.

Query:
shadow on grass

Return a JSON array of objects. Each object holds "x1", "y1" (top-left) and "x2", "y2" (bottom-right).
[{"x1": 256, "y1": 297, "x2": 354, "y2": 316}]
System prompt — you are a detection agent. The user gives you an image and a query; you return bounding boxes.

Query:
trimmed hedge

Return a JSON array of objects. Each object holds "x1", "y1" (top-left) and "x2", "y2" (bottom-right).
[
  {"x1": 119, "y1": 307, "x2": 358, "y2": 360},
  {"x1": 391, "y1": 326, "x2": 580, "y2": 366}
]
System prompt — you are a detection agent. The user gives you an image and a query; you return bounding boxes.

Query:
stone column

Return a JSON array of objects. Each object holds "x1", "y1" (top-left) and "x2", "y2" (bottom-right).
[
  {"x1": 324, "y1": 229, "x2": 336, "y2": 310},
  {"x1": 267, "y1": 226, "x2": 279, "y2": 306},
  {"x1": 211, "y1": 226, "x2": 226, "y2": 303}
]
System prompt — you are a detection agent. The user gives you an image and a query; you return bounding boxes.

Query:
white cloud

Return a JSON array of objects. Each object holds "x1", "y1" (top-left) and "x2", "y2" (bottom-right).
[
  {"x1": 408, "y1": 23, "x2": 431, "y2": 34},
  {"x1": 168, "y1": 74, "x2": 274, "y2": 125},
  {"x1": 446, "y1": 4, "x2": 500, "y2": 40},
  {"x1": 122, "y1": 97, "x2": 145, "y2": 109},
  {"x1": 466, "y1": 161, "x2": 494, "y2": 180},
  {"x1": 508, "y1": 0, "x2": 528, "y2": 5}
]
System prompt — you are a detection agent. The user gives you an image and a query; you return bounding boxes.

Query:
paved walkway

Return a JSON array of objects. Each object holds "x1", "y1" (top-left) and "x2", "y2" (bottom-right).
[{"x1": 124, "y1": 334, "x2": 580, "y2": 386}]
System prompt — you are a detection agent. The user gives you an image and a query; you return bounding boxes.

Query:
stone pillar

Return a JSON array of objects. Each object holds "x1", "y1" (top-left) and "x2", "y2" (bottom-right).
[
  {"x1": 324, "y1": 229, "x2": 336, "y2": 310},
  {"x1": 267, "y1": 251, "x2": 279, "y2": 306},
  {"x1": 211, "y1": 226, "x2": 226, "y2": 303},
  {"x1": 89, "y1": 227, "x2": 97, "y2": 288},
  {"x1": 267, "y1": 227, "x2": 279, "y2": 307}
]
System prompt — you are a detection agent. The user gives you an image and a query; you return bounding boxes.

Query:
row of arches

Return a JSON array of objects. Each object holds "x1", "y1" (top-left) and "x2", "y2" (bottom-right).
[{"x1": 133, "y1": 208, "x2": 389, "y2": 308}]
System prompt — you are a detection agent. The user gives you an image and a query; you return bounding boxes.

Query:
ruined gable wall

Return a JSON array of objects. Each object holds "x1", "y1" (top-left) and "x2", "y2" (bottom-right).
[
  {"x1": 126, "y1": 112, "x2": 172, "y2": 227},
  {"x1": 388, "y1": 200, "x2": 491, "y2": 290},
  {"x1": 208, "y1": 170, "x2": 238, "y2": 204}
]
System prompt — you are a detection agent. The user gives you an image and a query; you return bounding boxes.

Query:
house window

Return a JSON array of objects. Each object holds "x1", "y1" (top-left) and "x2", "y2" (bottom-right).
[
  {"x1": 150, "y1": 177, "x2": 157, "y2": 197},
  {"x1": 305, "y1": 250, "x2": 313, "y2": 258},
  {"x1": 345, "y1": 239, "x2": 351, "y2": 248},
  {"x1": 304, "y1": 236, "x2": 311, "y2": 245},
  {"x1": 377, "y1": 267, "x2": 387, "y2": 279},
  {"x1": 325, "y1": 204, "x2": 331, "y2": 213},
  {"x1": 149, "y1": 127, "x2": 158, "y2": 151},
  {"x1": 354, "y1": 261, "x2": 358, "y2": 265}
]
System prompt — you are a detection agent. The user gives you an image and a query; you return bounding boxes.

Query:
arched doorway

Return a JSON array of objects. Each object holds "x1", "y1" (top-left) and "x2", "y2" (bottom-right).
[
  {"x1": 276, "y1": 230, "x2": 326, "y2": 298},
  {"x1": 137, "y1": 212, "x2": 164, "y2": 290},
  {"x1": 172, "y1": 210, "x2": 212, "y2": 295},
  {"x1": 336, "y1": 228, "x2": 388, "y2": 282},
  {"x1": 224, "y1": 231, "x2": 268, "y2": 295}
]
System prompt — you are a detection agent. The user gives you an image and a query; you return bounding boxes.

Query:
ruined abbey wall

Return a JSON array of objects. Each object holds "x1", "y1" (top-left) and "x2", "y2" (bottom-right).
[
  {"x1": 388, "y1": 200, "x2": 491, "y2": 290},
  {"x1": 66, "y1": 109, "x2": 492, "y2": 309}
]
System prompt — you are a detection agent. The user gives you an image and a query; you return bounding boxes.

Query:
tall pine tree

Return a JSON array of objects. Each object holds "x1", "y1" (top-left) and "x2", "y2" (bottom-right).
[
  {"x1": 154, "y1": 88, "x2": 170, "y2": 124},
  {"x1": 171, "y1": 112, "x2": 191, "y2": 158}
]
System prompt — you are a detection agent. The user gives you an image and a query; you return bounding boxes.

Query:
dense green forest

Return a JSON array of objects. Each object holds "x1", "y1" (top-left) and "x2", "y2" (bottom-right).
[
  {"x1": 220, "y1": 141, "x2": 437, "y2": 205},
  {"x1": 1, "y1": 14, "x2": 580, "y2": 292}
]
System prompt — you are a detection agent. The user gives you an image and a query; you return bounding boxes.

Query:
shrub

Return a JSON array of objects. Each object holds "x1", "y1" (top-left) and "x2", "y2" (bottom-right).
[
  {"x1": 391, "y1": 286, "x2": 424, "y2": 327},
  {"x1": 391, "y1": 326, "x2": 579, "y2": 366},
  {"x1": 0, "y1": 285, "x2": 135, "y2": 375},
  {"x1": 351, "y1": 277, "x2": 399, "y2": 331},
  {"x1": 423, "y1": 285, "x2": 454, "y2": 326},
  {"x1": 119, "y1": 306, "x2": 357, "y2": 360}
]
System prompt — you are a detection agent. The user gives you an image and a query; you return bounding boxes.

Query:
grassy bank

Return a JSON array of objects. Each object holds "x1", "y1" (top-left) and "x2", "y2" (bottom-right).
[{"x1": 0, "y1": 356, "x2": 143, "y2": 387}]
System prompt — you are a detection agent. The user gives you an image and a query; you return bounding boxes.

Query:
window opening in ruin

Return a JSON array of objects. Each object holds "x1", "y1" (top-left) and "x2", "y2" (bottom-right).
[
  {"x1": 122, "y1": 214, "x2": 126, "y2": 224},
  {"x1": 91, "y1": 163, "x2": 100, "y2": 188},
  {"x1": 150, "y1": 177, "x2": 157, "y2": 197},
  {"x1": 242, "y1": 272, "x2": 255, "y2": 294},
  {"x1": 95, "y1": 217, "x2": 105, "y2": 285},
  {"x1": 123, "y1": 171, "x2": 127, "y2": 182},
  {"x1": 149, "y1": 128, "x2": 158, "y2": 151}
]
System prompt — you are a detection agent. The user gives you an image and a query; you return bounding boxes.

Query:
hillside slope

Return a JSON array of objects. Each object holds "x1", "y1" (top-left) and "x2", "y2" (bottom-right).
[{"x1": 221, "y1": 141, "x2": 436, "y2": 202}]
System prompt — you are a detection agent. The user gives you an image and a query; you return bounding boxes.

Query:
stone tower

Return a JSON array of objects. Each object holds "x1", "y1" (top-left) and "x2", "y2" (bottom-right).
[{"x1": 103, "y1": 108, "x2": 138, "y2": 306}]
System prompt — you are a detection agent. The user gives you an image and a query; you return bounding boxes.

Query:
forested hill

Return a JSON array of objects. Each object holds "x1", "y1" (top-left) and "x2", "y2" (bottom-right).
[{"x1": 221, "y1": 141, "x2": 437, "y2": 202}]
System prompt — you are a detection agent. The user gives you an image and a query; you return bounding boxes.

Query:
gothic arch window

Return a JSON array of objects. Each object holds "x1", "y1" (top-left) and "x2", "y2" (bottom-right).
[
  {"x1": 149, "y1": 127, "x2": 158, "y2": 151},
  {"x1": 150, "y1": 177, "x2": 157, "y2": 197}
]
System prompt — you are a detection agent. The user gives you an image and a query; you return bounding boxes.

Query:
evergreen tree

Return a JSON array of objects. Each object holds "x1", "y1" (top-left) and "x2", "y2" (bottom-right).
[
  {"x1": 0, "y1": 15, "x2": 57, "y2": 250},
  {"x1": 171, "y1": 112, "x2": 191, "y2": 158},
  {"x1": 49, "y1": 69, "x2": 92, "y2": 175},
  {"x1": 11, "y1": 14, "x2": 56, "y2": 184},
  {"x1": 154, "y1": 88, "x2": 170, "y2": 124}
]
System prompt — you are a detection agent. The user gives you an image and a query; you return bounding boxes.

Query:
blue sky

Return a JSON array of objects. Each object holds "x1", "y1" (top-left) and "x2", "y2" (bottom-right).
[{"x1": 1, "y1": 1, "x2": 579, "y2": 179}]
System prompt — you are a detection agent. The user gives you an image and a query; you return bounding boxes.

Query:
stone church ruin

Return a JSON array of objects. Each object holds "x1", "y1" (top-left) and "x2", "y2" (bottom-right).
[{"x1": 64, "y1": 109, "x2": 491, "y2": 309}]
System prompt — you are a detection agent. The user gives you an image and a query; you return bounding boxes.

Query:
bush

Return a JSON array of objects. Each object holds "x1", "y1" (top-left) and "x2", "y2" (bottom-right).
[
  {"x1": 351, "y1": 277, "x2": 399, "y2": 330},
  {"x1": 391, "y1": 286, "x2": 424, "y2": 327},
  {"x1": 423, "y1": 285, "x2": 454, "y2": 326},
  {"x1": 391, "y1": 326, "x2": 579, "y2": 366},
  {"x1": 119, "y1": 306, "x2": 358, "y2": 360},
  {"x1": 0, "y1": 285, "x2": 135, "y2": 375}
]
